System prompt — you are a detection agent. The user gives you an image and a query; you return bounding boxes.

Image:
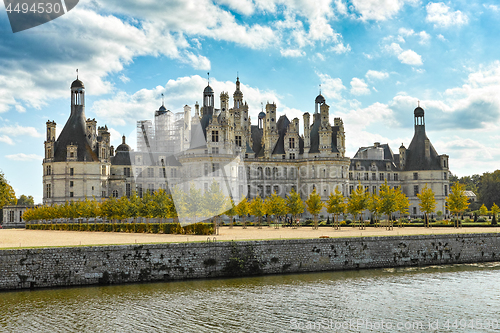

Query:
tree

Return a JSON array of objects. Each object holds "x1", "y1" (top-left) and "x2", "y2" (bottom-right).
[
  {"x1": 379, "y1": 181, "x2": 398, "y2": 230},
  {"x1": 446, "y1": 183, "x2": 469, "y2": 228},
  {"x1": 225, "y1": 198, "x2": 237, "y2": 228},
  {"x1": 479, "y1": 204, "x2": 488, "y2": 218},
  {"x1": 305, "y1": 188, "x2": 323, "y2": 229},
  {"x1": 264, "y1": 192, "x2": 286, "y2": 229},
  {"x1": 395, "y1": 186, "x2": 410, "y2": 228},
  {"x1": 235, "y1": 196, "x2": 249, "y2": 229},
  {"x1": 367, "y1": 193, "x2": 381, "y2": 228},
  {"x1": 0, "y1": 171, "x2": 17, "y2": 209},
  {"x1": 325, "y1": 187, "x2": 345, "y2": 230},
  {"x1": 478, "y1": 171, "x2": 500, "y2": 210},
  {"x1": 17, "y1": 195, "x2": 34, "y2": 206},
  {"x1": 491, "y1": 203, "x2": 499, "y2": 226},
  {"x1": 285, "y1": 188, "x2": 304, "y2": 228},
  {"x1": 417, "y1": 185, "x2": 436, "y2": 228},
  {"x1": 203, "y1": 181, "x2": 230, "y2": 234},
  {"x1": 249, "y1": 195, "x2": 265, "y2": 228},
  {"x1": 347, "y1": 184, "x2": 369, "y2": 229}
]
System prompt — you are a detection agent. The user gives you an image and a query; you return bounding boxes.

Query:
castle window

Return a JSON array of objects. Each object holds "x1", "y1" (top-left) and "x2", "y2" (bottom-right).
[
  {"x1": 70, "y1": 168, "x2": 74, "y2": 176},
  {"x1": 70, "y1": 152, "x2": 74, "y2": 158},
  {"x1": 102, "y1": 191, "x2": 106, "y2": 197},
  {"x1": 365, "y1": 186, "x2": 369, "y2": 193},
  {"x1": 266, "y1": 185, "x2": 271, "y2": 196},
  {"x1": 101, "y1": 148, "x2": 106, "y2": 159},
  {"x1": 444, "y1": 172, "x2": 447, "y2": 180},
  {"x1": 212, "y1": 163, "x2": 220, "y2": 176},
  {"x1": 212, "y1": 147, "x2": 219, "y2": 155},
  {"x1": 364, "y1": 172, "x2": 369, "y2": 180},
  {"x1": 46, "y1": 184, "x2": 51, "y2": 198},
  {"x1": 124, "y1": 167, "x2": 131, "y2": 177},
  {"x1": 138, "y1": 185, "x2": 143, "y2": 198},
  {"x1": 413, "y1": 172, "x2": 418, "y2": 180},
  {"x1": 147, "y1": 168, "x2": 154, "y2": 178},
  {"x1": 171, "y1": 168, "x2": 177, "y2": 178},
  {"x1": 349, "y1": 185, "x2": 354, "y2": 195},
  {"x1": 162, "y1": 168, "x2": 166, "y2": 177},
  {"x1": 101, "y1": 166, "x2": 107, "y2": 176},
  {"x1": 9, "y1": 211, "x2": 14, "y2": 222},
  {"x1": 148, "y1": 184, "x2": 154, "y2": 195},
  {"x1": 265, "y1": 167, "x2": 271, "y2": 178},
  {"x1": 47, "y1": 148, "x2": 51, "y2": 159},
  {"x1": 112, "y1": 190, "x2": 119, "y2": 198},
  {"x1": 70, "y1": 192, "x2": 74, "y2": 198},
  {"x1": 46, "y1": 165, "x2": 52, "y2": 175},
  {"x1": 445, "y1": 185, "x2": 448, "y2": 196},
  {"x1": 289, "y1": 138, "x2": 295, "y2": 149},
  {"x1": 235, "y1": 136, "x2": 242, "y2": 147},
  {"x1": 212, "y1": 130, "x2": 219, "y2": 142},
  {"x1": 394, "y1": 173, "x2": 399, "y2": 181},
  {"x1": 413, "y1": 207, "x2": 417, "y2": 215},
  {"x1": 414, "y1": 185, "x2": 419, "y2": 196},
  {"x1": 349, "y1": 172, "x2": 353, "y2": 180},
  {"x1": 70, "y1": 181, "x2": 74, "y2": 187},
  {"x1": 372, "y1": 173, "x2": 376, "y2": 180},
  {"x1": 373, "y1": 186, "x2": 377, "y2": 194},
  {"x1": 126, "y1": 184, "x2": 131, "y2": 197},
  {"x1": 379, "y1": 173, "x2": 384, "y2": 181},
  {"x1": 289, "y1": 153, "x2": 295, "y2": 160}
]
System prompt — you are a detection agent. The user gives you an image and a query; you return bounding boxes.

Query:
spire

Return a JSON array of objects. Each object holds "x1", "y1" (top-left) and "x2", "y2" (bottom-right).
[
  {"x1": 76, "y1": 68, "x2": 79, "y2": 79},
  {"x1": 161, "y1": 93, "x2": 164, "y2": 106},
  {"x1": 207, "y1": 72, "x2": 210, "y2": 86},
  {"x1": 319, "y1": 84, "x2": 321, "y2": 95}
]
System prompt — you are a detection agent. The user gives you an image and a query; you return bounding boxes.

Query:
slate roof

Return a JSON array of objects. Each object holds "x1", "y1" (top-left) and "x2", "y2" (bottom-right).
[
  {"x1": 271, "y1": 115, "x2": 290, "y2": 155},
  {"x1": 53, "y1": 107, "x2": 99, "y2": 162},
  {"x1": 308, "y1": 113, "x2": 341, "y2": 154},
  {"x1": 404, "y1": 126, "x2": 442, "y2": 171},
  {"x1": 250, "y1": 125, "x2": 263, "y2": 155}
]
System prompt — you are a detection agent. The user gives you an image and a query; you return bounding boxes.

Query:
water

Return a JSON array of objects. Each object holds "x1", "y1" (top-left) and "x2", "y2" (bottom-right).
[{"x1": 2, "y1": 263, "x2": 500, "y2": 332}]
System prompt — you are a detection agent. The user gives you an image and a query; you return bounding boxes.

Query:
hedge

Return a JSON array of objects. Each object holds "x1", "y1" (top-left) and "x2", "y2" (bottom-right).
[{"x1": 26, "y1": 222, "x2": 213, "y2": 235}]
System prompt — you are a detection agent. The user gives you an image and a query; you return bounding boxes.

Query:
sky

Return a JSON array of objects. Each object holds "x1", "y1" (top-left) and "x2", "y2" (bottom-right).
[{"x1": 1, "y1": 0, "x2": 500, "y2": 204}]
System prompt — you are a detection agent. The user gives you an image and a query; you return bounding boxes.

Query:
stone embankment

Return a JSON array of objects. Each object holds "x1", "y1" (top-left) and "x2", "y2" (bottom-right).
[{"x1": 1, "y1": 233, "x2": 499, "y2": 290}]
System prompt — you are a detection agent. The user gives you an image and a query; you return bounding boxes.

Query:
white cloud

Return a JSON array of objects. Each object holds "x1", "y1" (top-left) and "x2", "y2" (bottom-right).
[
  {"x1": 418, "y1": 31, "x2": 431, "y2": 44},
  {"x1": 0, "y1": 135, "x2": 14, "y2": 145},
  {"x1": 384, "y1": 43, "x2": 423, "y2": 66},
  {"x1": 398, "y1": 50, "x2": 423, "y2": 65},
  {"x1": 350, "y1": 78, "x2": 371, "y2": 95},
  {"x1": 329, "y1": 42, "x2": 351, "y2": 54},
  {"x1": 366, "y1": 70, "x2": 389, "y2": 80},
  {"x1": 426, "y1": 2, "x2": 468, "y2": 28},
  {"x1": 317, "y1": 73, "x2": 346, "y2": 100},
  {"x1": 437, "y1": 34, "x2": 447, "y2": 41},
  {"x1": 351, "y1": 0, "x2": 416, "y2": 21},
  {"x1": 398, "y1": 28, "x2": 415, "y2": 36},
  {"x1": 15, "y1": 105, "x2": 26, "y2": 113},
  {"x1": 215, "y1": 0, "x2": 255, "y2": 15},
  {"x1": 0, "y1": 125, "x2": 42, "y2": 138},
  {"x1": 280, "y1": 49, "x2": 306, "y2": 57},
  {"x1": 5, "y1": 153, "x2": 43, "y2": 161},
  {"x1": 119, "y1": 75, "x2": 130, "y2": 83},
  {"x1": 315, "y1": 53, "x2": 325, "y2": 61}
]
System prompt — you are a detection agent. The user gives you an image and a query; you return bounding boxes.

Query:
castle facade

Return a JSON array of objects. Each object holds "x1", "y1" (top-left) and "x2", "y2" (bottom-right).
[{"x1": 43, "y1": 77, "x2": 450, "y2": 217}]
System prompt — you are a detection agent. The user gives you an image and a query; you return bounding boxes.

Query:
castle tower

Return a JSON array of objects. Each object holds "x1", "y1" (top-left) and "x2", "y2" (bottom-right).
[
  {"x1": 44, "y1": 120, "x2": 56, "y2": 162},
  {"x1": 233, "y1": 76, "x2": 243, "y2": 109},
  {"x1": 303, "y1": 112, "x2": 310, "y2": 155}
]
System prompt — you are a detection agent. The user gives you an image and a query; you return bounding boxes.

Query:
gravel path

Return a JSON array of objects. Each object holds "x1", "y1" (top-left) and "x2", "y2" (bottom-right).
[{"x1": 1, "y1": 226, "x2": 499, "y2": 249}]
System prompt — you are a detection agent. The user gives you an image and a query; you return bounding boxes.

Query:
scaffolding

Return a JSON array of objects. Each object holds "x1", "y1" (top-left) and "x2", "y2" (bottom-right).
[
  {"x1": 137, "y1": 120, "x2": 154, "y2": 152},
  {"x1": 154, "y1": 110, "x2": 183, "y2": 155}
]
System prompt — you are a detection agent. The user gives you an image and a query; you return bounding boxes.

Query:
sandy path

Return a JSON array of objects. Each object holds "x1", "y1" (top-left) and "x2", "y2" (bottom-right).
[{"x1": 1, "y1": 226, "x2": 499, "y2": 249}]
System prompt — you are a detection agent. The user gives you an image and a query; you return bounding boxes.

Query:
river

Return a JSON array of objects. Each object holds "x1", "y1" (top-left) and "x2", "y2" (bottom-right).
[{"x1": 1, "y1": 263, "x2": 500, "y2": 332}]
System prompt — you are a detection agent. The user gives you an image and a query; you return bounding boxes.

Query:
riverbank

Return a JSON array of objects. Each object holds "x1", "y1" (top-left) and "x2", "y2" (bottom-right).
[
  {"x1": 1, "y1": 230, "x2": 500, "y2": 290},
  {"x1": 1, "y1": 226, "x2": 500, "y2": 249}
]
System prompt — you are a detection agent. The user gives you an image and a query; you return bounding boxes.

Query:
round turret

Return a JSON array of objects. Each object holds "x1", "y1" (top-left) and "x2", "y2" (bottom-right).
[
  {"x1": 204, "y1": 85, "x2": 214, "y2": 94},
  {"x1": 71, "y1": 79, "x2": 84, "y2": 89},
  {"x1": 315, "y1": 94, "x2": 325, "y2": 104},
  {"x1": 414, "y1": 106, "x2": 424, "y2": 117},
  {"x1": 258, "y1": 111, "x2": 266, "y2": 119}
]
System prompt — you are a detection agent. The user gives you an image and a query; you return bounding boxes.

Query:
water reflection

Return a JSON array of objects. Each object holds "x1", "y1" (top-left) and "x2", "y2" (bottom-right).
[{"x1": 2, "y1": 263, "x2": 500, "y2": 332}]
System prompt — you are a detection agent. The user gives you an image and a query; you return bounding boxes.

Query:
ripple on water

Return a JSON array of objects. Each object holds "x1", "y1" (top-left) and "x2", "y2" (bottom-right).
[{"x1": 2, "y1": 263, "x2": 500, "y2": 332}]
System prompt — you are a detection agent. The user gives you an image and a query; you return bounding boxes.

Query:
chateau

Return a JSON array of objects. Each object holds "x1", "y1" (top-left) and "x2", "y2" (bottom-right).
[{"x1": 43, "y1": 77, "x2": 450, "y2": 217}]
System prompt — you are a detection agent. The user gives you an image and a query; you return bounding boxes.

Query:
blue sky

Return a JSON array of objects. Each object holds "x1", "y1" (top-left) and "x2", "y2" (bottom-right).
[{"x1": 1, "y1": 0, "x2": 500, "y2": 203}]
